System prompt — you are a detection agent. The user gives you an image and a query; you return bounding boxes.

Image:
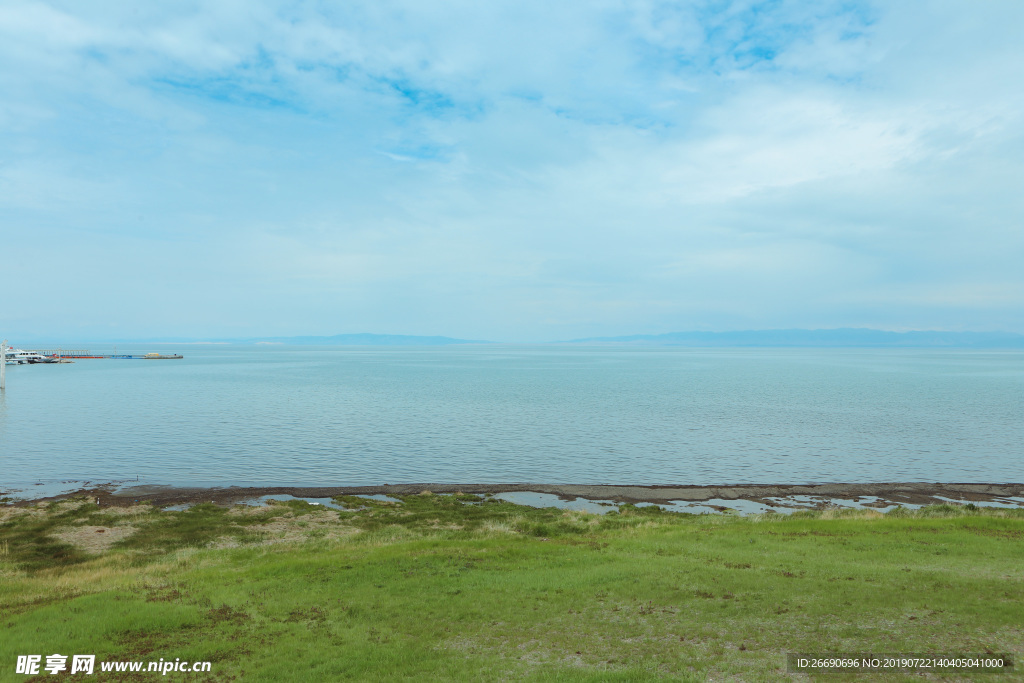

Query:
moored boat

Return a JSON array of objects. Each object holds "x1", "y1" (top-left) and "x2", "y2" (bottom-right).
[{"x1": 3, "y1": 348, "x2": 49, "y2": 364}]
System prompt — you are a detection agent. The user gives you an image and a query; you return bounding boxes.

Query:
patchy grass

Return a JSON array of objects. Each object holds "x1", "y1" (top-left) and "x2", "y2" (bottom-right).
[{"x1": 0, "y1": 496, "x2": 1021, "y2": 681}]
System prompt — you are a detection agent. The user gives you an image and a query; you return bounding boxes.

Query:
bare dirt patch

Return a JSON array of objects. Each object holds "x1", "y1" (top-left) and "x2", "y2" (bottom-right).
[
  {"x1": 51, "y1": 525, "x2": 137, "y2": 554},
  {"x1": 0, "y1": 507, "x2": 34, "y2": 523},
  {"x1": 211, "y1": 512, "x2": 361, "y2": 549},
  {"x1": 96, "y1": 504, "x2": 153, "y2": 520}
]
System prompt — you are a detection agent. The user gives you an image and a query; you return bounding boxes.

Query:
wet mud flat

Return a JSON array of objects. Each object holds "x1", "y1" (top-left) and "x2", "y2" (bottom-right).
[{"x1": 5, "y1": 481, "x2": 1024, "y2": 513}]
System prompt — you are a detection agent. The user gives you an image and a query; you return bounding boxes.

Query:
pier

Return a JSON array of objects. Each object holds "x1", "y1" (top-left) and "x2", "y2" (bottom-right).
[
  {"x1": 28, "y1": 350, "x2": 183, "y2": 360},
  {"x1": 33, "y1": 350, "x2": 100, "y2": 358}
]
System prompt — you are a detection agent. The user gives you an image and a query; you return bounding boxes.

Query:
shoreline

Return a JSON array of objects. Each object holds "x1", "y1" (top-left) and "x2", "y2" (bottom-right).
[{"x1": 5, "y1": 481, "x2": 1024, "y2": 510}]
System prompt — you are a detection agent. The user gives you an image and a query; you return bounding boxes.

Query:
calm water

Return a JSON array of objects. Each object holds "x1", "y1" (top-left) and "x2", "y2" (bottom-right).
[{"x1": 1, "y1": 346, "x2": 1021, "y2": 487}]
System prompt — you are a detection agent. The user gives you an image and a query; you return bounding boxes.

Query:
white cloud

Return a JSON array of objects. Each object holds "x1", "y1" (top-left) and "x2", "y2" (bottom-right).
[{"x1": 1, "y1": 0, "x2": 1022, "y2": 339}]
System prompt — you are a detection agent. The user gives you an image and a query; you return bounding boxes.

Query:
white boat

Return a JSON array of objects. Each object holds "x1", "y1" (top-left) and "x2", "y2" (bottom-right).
[{"x1": 3, "y1": 347, "x2": 51, "y2": 364}]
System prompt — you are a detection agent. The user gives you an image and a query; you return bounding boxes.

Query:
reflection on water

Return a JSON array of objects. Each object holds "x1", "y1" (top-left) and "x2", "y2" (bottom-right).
[{"x1": 0, "y1": 389, "x2": 7, "y2": 440}]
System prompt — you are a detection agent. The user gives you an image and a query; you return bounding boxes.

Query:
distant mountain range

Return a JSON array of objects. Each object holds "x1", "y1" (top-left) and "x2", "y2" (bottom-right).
[
  {"x1": 227, "y1": 329, "x2": 1024, "y2": 347},
  {"x1": 565, "y1": 329, "x2": 1024, "y2": 348}
]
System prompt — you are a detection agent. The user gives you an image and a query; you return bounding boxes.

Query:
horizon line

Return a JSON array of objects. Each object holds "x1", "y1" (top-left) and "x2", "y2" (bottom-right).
[{"x1": 8, "y1": 327, "x2": 1024, "y2": 348}]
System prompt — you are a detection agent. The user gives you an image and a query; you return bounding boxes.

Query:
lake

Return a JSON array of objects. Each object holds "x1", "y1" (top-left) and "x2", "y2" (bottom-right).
[{"x1": 1, "y1": 345, "x2": 1021, "y2": 487}]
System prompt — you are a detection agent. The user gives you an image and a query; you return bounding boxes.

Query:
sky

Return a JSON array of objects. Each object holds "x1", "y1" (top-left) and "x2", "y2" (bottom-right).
[{"x1": 2, "y1": 1, "x2": 1022, "y2": 342}]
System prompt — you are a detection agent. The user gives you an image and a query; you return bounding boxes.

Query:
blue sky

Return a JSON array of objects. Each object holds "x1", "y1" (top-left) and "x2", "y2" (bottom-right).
[{"x1": 2, "y1": 0, "x2": 1022, "y2": 342}]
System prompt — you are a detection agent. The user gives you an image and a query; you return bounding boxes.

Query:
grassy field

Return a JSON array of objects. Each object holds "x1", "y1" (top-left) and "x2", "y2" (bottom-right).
[{"x1": 0, "y1": 493, "x2": 1020, "y2": 681}]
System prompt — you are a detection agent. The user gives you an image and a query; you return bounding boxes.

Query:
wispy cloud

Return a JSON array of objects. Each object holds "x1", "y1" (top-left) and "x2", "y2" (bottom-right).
[{"x1": 2, "y1": 0, "x2": 1021, "y2": 340}]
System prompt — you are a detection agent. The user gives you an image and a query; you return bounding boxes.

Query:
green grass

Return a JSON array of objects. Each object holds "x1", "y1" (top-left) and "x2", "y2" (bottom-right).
[{"x1": 0, "y1": 496, "x2": 1020, "y2": 681}]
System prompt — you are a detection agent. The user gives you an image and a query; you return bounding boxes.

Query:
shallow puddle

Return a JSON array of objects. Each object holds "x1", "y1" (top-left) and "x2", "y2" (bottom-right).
[
  {"x1": 492, "y1": 491, "x2": 618, "y2": 514},
  {"x1": 932, "y1": 495, "x2": 1024, "y2": 509},
  {"x1": 757, "y1": 495, "x2": 908, "y2": 512},
  {"x1": 239, "y1": 494, "x2": 345, "y2": 509},
  {"x1": 664, "y1": 498, "x2": 780, "y2": 515},
  {"x1": 355, "y1": 494, "x2": 403, "y2": 504}
]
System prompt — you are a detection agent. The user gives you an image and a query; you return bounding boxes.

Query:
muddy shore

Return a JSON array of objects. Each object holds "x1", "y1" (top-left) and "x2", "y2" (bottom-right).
[{"x1": 6, "y1": 482, "x2": 1024, "y2": 510}]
